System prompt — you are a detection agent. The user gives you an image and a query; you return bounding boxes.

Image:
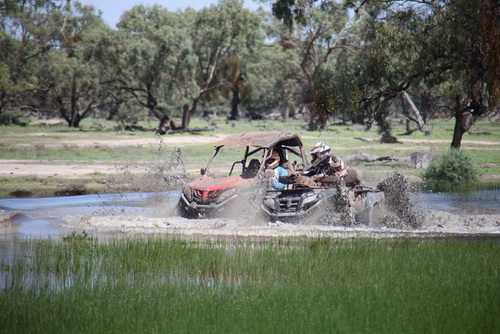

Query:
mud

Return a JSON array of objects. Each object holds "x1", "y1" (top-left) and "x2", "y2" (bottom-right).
[
  {"x1": 103, "y1": 146, "x2": 188, "y2": 194},
  {"x1": 59, "y1": 211, "x2": 500, "y2": 239},
  {"x1": 56, "y1": 181, "x2": 499, "y2": 240},
  {"x1": 377, "y1": 172, "x2": 424, "y2": 229}
]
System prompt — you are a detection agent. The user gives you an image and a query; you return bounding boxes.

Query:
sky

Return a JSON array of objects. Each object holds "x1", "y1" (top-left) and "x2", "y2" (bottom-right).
[{"x1": 78, "y1": 0, "x2": 267, "y2": 27}]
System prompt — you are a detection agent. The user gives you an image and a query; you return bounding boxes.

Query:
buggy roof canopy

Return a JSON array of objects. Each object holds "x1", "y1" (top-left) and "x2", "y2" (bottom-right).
[{"x1": 215, "y1": 132, "x2": 303, "y2": 149}]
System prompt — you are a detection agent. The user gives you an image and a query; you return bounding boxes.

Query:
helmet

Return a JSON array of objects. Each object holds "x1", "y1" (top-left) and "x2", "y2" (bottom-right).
[
  {"x1": 265, "y1": 151, "x2": 280, "y2": 169},
  {"x1": 309, "y1": 141, "x2": 331, "y2": 164}
]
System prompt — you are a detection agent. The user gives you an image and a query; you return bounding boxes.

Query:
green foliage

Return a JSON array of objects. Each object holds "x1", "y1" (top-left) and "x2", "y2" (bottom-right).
[
  {"x1": 0, "y1": 109, "x2": 25, "y2": 125},
  {"x1": 423, "y1": 149, "x2": 479, "y2": 190},
  {"x1": 1, "y1": 238, "x2": 498, "y2": 332}
]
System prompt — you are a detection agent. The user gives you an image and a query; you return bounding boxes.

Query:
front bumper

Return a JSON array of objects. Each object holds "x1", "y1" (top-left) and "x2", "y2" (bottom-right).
[{"x1": 261, "y1": 189, "x2": 337, "y2": 222}]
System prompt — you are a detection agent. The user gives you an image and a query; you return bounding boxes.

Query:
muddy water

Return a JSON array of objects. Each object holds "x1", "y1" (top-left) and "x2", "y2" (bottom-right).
[
  {"x1": 0, "y1": 192, "x2": 179, "y2": 238},
  {"x1": 0, "y1": 187, "x2": 499, "y2": 240}
]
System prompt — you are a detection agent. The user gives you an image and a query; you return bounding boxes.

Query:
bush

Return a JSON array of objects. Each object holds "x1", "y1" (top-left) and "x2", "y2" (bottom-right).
[
  {"x1": 0, "y1": 110, "x2": 26, "y2": 126},
  {"x1": 423, "y1": 149, "x2": 479, "y2": 190}
]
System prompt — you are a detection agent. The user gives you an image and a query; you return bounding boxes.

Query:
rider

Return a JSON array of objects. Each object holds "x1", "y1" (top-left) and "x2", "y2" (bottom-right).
[
  {"x1": 265, "y1": 150, "x2": 288, "y2": 190},
  {"x1": 303, "y1": 141, "x2": 348, "y2": 185}
]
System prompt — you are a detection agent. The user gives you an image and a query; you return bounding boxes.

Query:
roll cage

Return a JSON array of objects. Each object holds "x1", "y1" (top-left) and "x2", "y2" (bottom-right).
[{"x1": 200, "y1": 132, "x2": 309, "y2": 177}]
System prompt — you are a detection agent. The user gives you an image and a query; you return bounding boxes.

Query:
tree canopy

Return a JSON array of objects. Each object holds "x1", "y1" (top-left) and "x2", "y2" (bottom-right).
[{"x1": 1, "y1": 0, "x2": 498, "y2": 147}]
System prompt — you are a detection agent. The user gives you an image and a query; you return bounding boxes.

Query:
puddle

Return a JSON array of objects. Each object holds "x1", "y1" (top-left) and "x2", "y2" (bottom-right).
[{"x1": 0, "y1": 191, "x2": 181, "y2": 239}]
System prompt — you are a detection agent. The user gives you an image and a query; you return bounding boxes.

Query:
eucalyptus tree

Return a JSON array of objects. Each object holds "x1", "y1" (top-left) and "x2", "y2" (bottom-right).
[
  {"x1": 0, "y1": 0, "x2": 67, "y2": 121},
  {"x1": 240, "y1": 13, "x2": 302, "y2": 120},
  {"x1": 188, "y1": 0, "x2": 263, "y2": 122},
  {"x1": 348, "y1": 0, "x2": 499, "y2": 148},
  {"x1": 269, "y1": 1, "x2": 361, "y2": 130},
  {"x1": 0, "y1": 0, "x2": 109, "y2": 127},
  {"x1": 272, "y1": 0, "x2": 500, "y2": 147},
  {"x1": 242, "y1": 41, "x2": 301, "y2": 120},
  {"x1": 42, "y1": 4, "x2": 110, "y2": 127},
  {"x1": 115, "y1": 5, "x2": 198, "y2": 130}
]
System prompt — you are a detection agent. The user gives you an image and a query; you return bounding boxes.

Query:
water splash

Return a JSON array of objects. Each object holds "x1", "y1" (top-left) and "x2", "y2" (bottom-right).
[{"x1": 377, "y1": 172, "x2": 424, "y2": 229}]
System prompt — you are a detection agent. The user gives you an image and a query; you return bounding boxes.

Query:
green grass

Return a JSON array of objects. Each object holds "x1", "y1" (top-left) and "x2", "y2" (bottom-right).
[
  {"x1": 1, "y1": 237, "x2": 498, "y2": 333},
  {"x1": 0, "y1": 175, "x2": 109, "y2": 198}
]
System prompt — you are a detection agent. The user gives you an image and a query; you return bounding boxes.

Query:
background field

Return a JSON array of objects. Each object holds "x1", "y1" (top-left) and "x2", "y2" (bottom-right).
[{"x1": 0, "y1": 117, "x2": 499, "y2": 198}]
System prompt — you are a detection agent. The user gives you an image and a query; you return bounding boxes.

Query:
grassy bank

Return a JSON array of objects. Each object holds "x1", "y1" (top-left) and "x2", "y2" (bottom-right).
[{"x1": 1, "y1": 237, "x2": 498, "y2": 333}]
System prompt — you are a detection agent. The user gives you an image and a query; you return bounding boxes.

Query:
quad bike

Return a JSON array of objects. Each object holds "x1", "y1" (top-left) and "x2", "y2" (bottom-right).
[{"x1": 260, "y1": 170, "x2": 385, "y2": 225}]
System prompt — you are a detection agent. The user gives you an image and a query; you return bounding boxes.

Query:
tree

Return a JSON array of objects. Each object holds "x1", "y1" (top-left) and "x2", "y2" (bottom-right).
[
  {"x1": 242, "y1": 39, "x2": 301, "y2": 120},
  {"x1": 346, "y1": 0, "x2": 499, "y2": 147},
  {"x1": 271, "y1": 0, "x2": 499, "y2": 145},
  {"x1": 45, "y1": 4, "x2": 110, "y2": 127},
  {"x1": 0, "y1": 0, "x2": 109, "y2": 127},
  {"x1": 271, "y1": 0, "x2": 361, "y2": 130},
  {"x1": 188, "y1": 0, "x2": 262, "y2": 124},
  {"x1": 115, "y1": 5, "x2": 198, "y2": 131},
  {"x1": 0, "y1": 0, "x2": 66, "y2": 120}
]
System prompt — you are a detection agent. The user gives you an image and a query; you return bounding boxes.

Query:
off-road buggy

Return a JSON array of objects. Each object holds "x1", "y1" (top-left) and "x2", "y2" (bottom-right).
[{"x1": 177, "y1": 131, "x2": 384, "y2": 225}]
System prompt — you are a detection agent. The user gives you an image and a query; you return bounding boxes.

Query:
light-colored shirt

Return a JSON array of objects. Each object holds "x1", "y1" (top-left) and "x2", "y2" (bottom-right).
[{"x1": 271, "y1": 166, "x2": 288, "y2": 190}]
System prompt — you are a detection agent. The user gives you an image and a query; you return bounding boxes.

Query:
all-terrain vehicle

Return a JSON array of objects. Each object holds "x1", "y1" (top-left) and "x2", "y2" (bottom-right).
[{"x1": 177, "y1": 131, "x2": 384, "y2": 224}]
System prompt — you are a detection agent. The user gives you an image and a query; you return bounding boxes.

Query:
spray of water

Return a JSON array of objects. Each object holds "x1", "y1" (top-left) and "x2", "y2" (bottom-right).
[
  {"x1": 223, "y1": 174, "x2": 270, "y2": 226},
  {"x1": 377, "y1": 172, "x2": 424, "y2": 229},
  {"x1": 92, "y1": 142, "x2": 188, "y2": 217},
  {"x1": 333, "y1": 183, "x2": 357, "y2": 226}
]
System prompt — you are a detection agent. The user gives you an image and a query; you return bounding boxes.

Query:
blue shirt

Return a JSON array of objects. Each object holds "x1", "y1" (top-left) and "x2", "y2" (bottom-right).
[{"x1": 271, "y1": 166, "x2": 288, "y2": 190}]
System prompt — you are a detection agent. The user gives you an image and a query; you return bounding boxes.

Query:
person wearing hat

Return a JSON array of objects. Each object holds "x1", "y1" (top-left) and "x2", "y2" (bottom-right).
[
  {"x1": 303, "y1": 141, "x2": 348, "y2": 185},
  {"x1": 265, "y1": 150, "x2": 289, "y2": 190}
]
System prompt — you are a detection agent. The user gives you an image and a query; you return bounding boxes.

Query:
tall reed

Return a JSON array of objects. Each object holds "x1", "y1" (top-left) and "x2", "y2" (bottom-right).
[{"x1": 1, "y1": 237, "x2": 498, "y2": 333}]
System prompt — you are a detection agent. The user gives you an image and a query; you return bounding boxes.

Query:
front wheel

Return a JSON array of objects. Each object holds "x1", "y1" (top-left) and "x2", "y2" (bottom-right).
[{"x1": 176, "y1": 200, "x2": 196, "y2": 219}]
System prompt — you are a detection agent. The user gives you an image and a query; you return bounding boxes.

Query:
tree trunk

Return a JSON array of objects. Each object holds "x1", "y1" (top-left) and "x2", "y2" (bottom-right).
[
  {"x1": 228, "y1": 84, "x2": 240, "y2": 120},
  {"x1": 189, "y1": 98, "x2": 199, "y2": 117},
  {"x1": 353, "y1": 108, "x2": 365, "y2": 125},
  {"x1": 70, "y1": 113, "x2": 81, "y2": 128},
  {"x1": 281, "y1": 88, "x2": 290, "y2": 122},
  {"x1": 282, "y1": 105, "x2": 289, "y2": 123},
  {"x1": 451, "y1": 96, "x2": 474, "y2": 149},
  {"x1": 401, "y1": 91, "x2": 432, "y2": 135},
  {"x1": 228, "y1": 73, "x2": 243, "y2": 120},
  {"x1": 181, "y1": 104, "x2": 190, "y2": 129},
  {"x1": 405, "y1": 119, "x2": 412, "y2": 133},
  {"x1": 307, "y1": 105, "x2": 328, "y2": 131}
]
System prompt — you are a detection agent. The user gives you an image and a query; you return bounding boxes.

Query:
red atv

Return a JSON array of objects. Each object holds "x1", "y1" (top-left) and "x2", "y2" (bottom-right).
[{"x1": 177, "y1": 131, "x2": 308, "y2": 219}]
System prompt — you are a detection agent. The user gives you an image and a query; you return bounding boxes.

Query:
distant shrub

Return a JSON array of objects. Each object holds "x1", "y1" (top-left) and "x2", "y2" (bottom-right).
[
  {"x1": 9, "y1": 188, "x2": 33, "y2": 198},
  {"x1": 423, "y1": 149, "x2": 479, "y2": 190},
  {"x1": 0, "y1": 110, "x2": 26, "y2": 126},
  {"x1": 55, "y1": 183, "x2": 87, "y2": 196}
]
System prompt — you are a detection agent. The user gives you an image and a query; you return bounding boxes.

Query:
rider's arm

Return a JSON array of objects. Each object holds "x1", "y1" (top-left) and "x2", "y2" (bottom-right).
[{"x1": 273, "y1": 167, "x2": 289, "y2": 189}]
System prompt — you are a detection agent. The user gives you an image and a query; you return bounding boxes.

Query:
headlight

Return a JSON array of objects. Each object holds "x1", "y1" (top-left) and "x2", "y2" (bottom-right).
[
  {"x1": 182, "y1": 185, "x2": 193, "y2": 202},
  {"x1": 302, "y1": 193, "x2": 318, "y2": 206},
  {"x1": 263, "y1": 197, "x2": 276, "y2": 209}
]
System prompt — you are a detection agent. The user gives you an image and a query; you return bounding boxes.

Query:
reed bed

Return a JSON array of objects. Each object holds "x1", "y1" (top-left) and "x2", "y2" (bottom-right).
[{"x1": 1, "y1": 237, "x2": 499, "y2": 333}]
